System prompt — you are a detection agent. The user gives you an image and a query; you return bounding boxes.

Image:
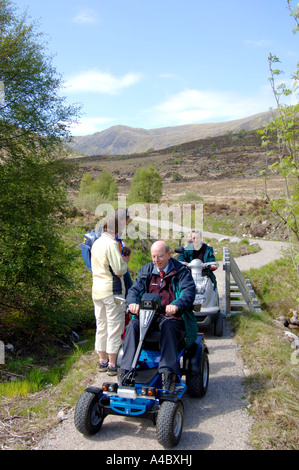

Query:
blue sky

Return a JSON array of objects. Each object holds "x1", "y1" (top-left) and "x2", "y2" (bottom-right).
[{"x1": 14, "y1": 0, "x2": 299, "y2": 136}]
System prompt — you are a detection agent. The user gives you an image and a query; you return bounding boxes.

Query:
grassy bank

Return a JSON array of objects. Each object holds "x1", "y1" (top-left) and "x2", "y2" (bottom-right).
[
  {"x1": 230, "y1": 256, "x2": 299, "y2": 450},
  {"x1": 231, "y1": 310, "x2": 298, "y2": 450},
  {"x1": 0, "y1": 338, "x2": 97, "y2": 450}
]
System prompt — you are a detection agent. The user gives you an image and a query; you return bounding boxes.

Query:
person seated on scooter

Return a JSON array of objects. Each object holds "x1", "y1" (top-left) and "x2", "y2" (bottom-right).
[
  {"x1": 120, "y1": 240, "x2": 197, "y2": 393},
  {"x1": 177, "y1": 230, "x2": 218, "y2": 289},
  {"x1": 184, "y1": 231, "x2": 193, "y2": 247}
]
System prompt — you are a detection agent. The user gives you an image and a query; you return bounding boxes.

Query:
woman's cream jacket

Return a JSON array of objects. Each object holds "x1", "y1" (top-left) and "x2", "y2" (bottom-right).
[{"x1": 91, "y1": 232, "x2": 128, "y2": 300}]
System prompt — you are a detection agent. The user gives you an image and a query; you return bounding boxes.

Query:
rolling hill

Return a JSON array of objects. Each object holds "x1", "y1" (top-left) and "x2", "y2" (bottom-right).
[
  {"x1": 69, "y1": 111, "x2": 276, "y2": 156},
  {"x1": 70, "y1": 120, "x2": 282, "y2": 205}
]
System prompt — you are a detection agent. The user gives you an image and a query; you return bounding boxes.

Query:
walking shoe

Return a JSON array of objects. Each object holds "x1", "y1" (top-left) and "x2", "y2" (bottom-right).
[
  {"x1": 107, "y1": 364, "x2": 118, "y2": 376},
  {"x1": 98, "y1": 361, "x2": 108, "y2": 372},
  {"x1": 162, "y1": 369, "x2": 176, "y2": 394}
]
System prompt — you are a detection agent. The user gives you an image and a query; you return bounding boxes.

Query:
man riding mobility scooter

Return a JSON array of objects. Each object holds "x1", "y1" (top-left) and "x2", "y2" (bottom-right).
[{"x1": 74, "y1": 293, "x2": 209, "y2": 448}]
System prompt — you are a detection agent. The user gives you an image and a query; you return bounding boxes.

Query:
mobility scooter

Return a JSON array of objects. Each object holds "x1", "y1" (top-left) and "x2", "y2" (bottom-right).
[{"x1": 74, "y1": 293, "x2": 209, "y2": 448}]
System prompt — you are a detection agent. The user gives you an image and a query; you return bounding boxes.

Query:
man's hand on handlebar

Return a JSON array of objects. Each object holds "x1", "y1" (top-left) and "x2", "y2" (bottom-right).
[
  {"x1": 209, "y1": 264, "x2": 218, "y2": 271},
  {"x1": 165, "y1": 304, "x2": 179, "y2": 316},
  {"x1": 128, "y1": 303, "x2": 140, "y2": 314}
]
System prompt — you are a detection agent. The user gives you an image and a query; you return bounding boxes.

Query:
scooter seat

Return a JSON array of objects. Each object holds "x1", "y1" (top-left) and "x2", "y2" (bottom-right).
[
  {"x1": 143, "y1": 330, "x2": 161, "y2": 351},
  {"x1": 143, "y1": 329, "x2": 186, "y2": 352}
]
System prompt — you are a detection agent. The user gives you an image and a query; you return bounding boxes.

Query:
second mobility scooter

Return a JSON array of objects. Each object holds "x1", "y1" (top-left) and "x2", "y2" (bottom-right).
[{"x1": 175, "y1": 235, "x2": 223, "y2": 337}]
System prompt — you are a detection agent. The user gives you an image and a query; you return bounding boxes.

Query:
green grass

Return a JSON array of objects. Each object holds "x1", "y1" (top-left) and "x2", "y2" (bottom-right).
[
  {"x1": 0, "y1": 341, "x2": 93, "y2": 399},
  {"x1": 243, "y1": 256, "x2": 299, "y2": 318},
  {"x1": 231, "y1": 309, "x2": 299, "y2": 450},
  {"x1": 204, "y1": 236, "x2": 261, "y2": 261},
  {"x1": 202, "y1": 199, "x2": 288, "y2": 242},
  {"x1": 230, "y1": 255, "x2": 299, "y2": 450},
  {"x1": 174, "y1": 191, "x2": 203, "y2": 202},
  {"x1": 0, "y1": 339, "x2": 98, "y2": 449}
]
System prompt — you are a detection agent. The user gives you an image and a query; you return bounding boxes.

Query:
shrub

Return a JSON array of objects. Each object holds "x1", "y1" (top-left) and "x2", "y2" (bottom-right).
[
  {"x1": 76, "y1": 170, "x2": 118, "y2": 210},
  {"x1": 128, "y1": 166, "x2": 162, "y2": 203}
]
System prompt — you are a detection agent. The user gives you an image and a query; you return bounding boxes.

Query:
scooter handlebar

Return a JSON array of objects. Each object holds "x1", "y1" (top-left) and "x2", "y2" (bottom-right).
[
  {"x1": 114, "y1": 295, "x2": 127, "y2": 304},
  {"x1": 179, "y1": 260, "x2": 219, "y2": 270},
  {"x1": 207, "y1": 262, "x2": 219, "y2": 270}
]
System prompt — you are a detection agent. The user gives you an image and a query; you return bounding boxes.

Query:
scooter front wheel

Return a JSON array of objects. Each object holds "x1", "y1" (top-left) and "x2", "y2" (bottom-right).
[
  {"x1": 156, "y1": 400, "x2": 184, "y2": 448},
  {"x1": 74, "y1": 391, "x2": 104, "y2": 436},
  {"x1": 214, "y1": 312, "x2": 223, "y2": 337}
]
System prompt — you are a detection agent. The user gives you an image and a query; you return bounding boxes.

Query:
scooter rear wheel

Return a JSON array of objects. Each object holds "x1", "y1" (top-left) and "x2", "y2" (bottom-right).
[
  {"x1": 186, "y1": 351, "x2": 209, "y2": 397},
  {"x1": 74, "y1": 391, "x2": 104, "y2": 436},
  {"x1": 156, "y1": 400, "x2": 184, "y2": 448}
]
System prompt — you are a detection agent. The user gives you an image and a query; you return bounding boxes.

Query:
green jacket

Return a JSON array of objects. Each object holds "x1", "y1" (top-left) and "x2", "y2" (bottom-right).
[{"x1": 177, "y1": 242, "x2": 217, "y2": 289}]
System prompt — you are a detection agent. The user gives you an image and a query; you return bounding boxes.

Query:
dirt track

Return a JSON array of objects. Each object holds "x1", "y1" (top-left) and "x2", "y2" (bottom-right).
[
  {"x1": 203, "y1": 230, "x2": 288, "y2": 296},
  {"x1": 36, "y1": 231, "x2": 287, "y2": 451},
  {"x1": 36, "y1": 322, "x2": 252, "y2": 451}
]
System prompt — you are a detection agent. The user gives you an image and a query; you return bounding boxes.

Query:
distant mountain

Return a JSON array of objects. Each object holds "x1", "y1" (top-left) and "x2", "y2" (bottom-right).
[{"x1": 69, "y1": 111, "x2": 275, "y2": 156}]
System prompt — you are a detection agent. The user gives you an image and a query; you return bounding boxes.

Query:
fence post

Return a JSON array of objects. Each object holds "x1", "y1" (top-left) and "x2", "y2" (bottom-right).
[
  {"x1": 222, "y1": 247, "x2": 260, "y2": 316},
  {"x1": 229, "y1": 254, "x2": 255, "y2": 311},
  {"x1": 222, "y1": 247, "x2": 231, "y2": 316}
]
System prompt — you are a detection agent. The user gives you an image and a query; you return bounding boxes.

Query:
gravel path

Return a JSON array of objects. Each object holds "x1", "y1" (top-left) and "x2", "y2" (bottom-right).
[
  {"x1": 36, "y1": 231, "x2": 287, "y2": 451},
  {"x1": 204, "y1": 230, "x2": 288, "y2": 297},
  {"x1": 37, "y1": 322, "x2": 252, "y2": 451}
]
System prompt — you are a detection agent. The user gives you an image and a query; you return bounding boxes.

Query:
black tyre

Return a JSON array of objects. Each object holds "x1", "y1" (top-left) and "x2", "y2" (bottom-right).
[
  {"x1": 156, "y1": 400, "x2": 184, "y2": 448},
  {"x1": 186, "y1": 350, "x2": 209, "y2": 397},
  {"x1": 214, "y1": 312, "x2": 223, "y2": 337},
  {"x1": 74, "y1": 391, "x2": 104, "y2": 436}
]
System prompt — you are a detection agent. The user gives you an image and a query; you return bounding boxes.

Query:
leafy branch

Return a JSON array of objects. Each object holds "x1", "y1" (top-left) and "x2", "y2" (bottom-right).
[{"x1": 258, "y1": 1, "x2": 299, "y2": 277}]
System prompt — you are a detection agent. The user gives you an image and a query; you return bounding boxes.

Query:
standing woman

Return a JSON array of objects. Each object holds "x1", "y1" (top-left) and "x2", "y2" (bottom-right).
[{"x1": 91, "y1": 209, "x2": 129, "y2": 375}]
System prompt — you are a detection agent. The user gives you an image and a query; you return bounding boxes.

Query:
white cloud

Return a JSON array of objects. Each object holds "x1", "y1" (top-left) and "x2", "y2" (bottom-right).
[
  {"x1": 70, "y1": 117, "x2": 114, "y2": 136},
  {"x1": 65, "y1": 69, "x2": 143, "y2": 95},
  {"x1": 148, "y1": 88, "x2": 275, "y2": 126},
  {"x1": 72, "y1": 8, "x2": 100, "y2": 25}
]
